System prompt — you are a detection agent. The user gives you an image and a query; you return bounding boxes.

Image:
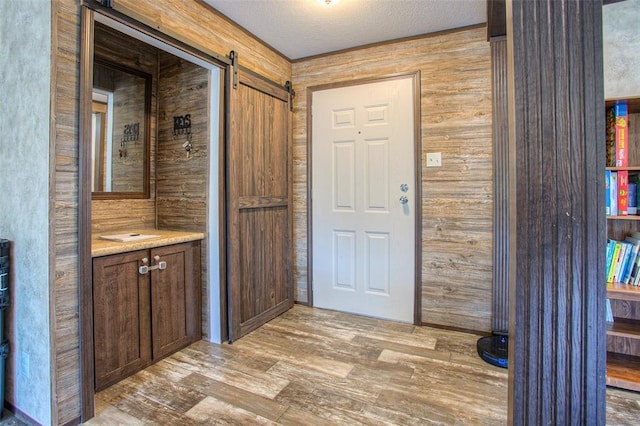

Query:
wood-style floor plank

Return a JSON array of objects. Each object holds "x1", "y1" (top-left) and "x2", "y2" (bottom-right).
[
  {"x1": 276, "y1": 405, "x2": 335, "y2": 426},
  {"x1": 185, "y1": 396, "x2": 277, "y2": 425},
  {"x1": 268, "y1": 360, "x2": 381, "y2": 404},
  {"x1": 179, "y1": 372, "x2": 289, "y2": 421},
  {"x1": 83, "y1": 305, "x2": 640, "y2": 425},
  {"x1": 84, "y1": 405, "x2": 145, "y2": 426}
]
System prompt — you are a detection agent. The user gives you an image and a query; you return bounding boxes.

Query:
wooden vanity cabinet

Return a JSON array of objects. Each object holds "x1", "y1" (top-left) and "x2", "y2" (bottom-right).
[{"x1": 92, "y1": 241, "x2": 201, "y2": 391}]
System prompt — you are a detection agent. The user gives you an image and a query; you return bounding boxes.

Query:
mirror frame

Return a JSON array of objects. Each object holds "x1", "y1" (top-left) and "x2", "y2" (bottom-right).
[{"x1": 91, "y1": 56, "x2": 152, "y2": 200}]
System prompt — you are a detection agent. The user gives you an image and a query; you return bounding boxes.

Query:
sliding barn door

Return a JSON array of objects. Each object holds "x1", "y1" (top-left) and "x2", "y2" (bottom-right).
[{"x1": 227, "y1": 69, "x2": 293, "y2": 341}]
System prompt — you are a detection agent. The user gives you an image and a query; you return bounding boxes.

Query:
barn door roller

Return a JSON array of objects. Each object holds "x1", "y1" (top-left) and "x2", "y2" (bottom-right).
[
  {"x1": 229, "y1": 50, "x2": 238, "y2": 89},
  {"x1": 285, "y1": 81, "x2": 295, "y2": 112}
]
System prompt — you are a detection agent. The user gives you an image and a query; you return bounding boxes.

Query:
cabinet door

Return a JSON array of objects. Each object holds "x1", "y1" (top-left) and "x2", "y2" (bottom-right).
[
  {"x1": 150, "y1": 241, "x2": 201, "y2": 359},
  {"x1": 93, "y1": 250, "x2": 151, "y2": 391}
]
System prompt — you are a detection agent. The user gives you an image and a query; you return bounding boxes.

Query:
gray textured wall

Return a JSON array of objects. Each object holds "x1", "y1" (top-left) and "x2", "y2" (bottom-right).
[
  {"x1": 0, "y1": 1, "x2": 52, "y2": 424},
  {"x1": 604, "y1": 0, "x2": 640, "y2": 99}
]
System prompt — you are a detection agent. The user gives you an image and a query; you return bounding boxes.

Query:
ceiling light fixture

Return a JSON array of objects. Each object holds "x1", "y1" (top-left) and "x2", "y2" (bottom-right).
[{"x1": 319, "y1": 0, "x2": 340, "y2": 5}]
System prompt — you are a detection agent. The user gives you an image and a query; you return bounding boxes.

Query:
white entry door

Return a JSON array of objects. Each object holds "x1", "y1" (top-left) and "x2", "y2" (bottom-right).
[{"x1": 312, "y1": 77, "x2": 415, "y2": 323}]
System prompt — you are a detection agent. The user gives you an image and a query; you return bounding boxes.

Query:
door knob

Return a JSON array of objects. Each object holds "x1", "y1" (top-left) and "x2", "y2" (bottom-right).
[
  {"x1": 400, "y1": 183, "x2": 409, "y2": 192},
  {"x1": 400, "y1": 196, "x2": 408, "y2": 205}
]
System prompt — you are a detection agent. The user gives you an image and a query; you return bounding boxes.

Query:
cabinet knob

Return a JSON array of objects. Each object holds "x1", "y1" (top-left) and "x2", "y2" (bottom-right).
[
  {"x1": 154, "y1": 255, "x2": 160, "y2": 262},
  {"x1": 142, "y1": 257, "x2": 148, "y2": 264}
]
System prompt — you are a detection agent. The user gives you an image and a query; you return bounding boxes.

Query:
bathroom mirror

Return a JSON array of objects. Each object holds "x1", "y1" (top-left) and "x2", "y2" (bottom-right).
[{"x1": 91, "y1": 58, "x2": 151, "y2": 199}]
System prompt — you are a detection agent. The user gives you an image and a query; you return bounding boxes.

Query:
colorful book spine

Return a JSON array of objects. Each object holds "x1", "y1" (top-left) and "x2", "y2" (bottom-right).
[
  {"x1": 627, "y1": 253, "x2": 640, "y2": 285},
  {"x1": 622, "y1": 240, "x2": 640, "y2": 284},
  {"x1": 606, "y1": 239, "x2": 615, "y2": 280},
  {"x1": 614, "y1": 242, "x2": 630, "y2": 283},
  {"x1": 608, "y1": 241, "x2": 622, "y2": 283},
  {"x1": 606, "y1": 170, "x2": 612, "y2": 216},
  {"x1": 606, "y1": 109, "x2": 615, "y2": 167},
  {"x1": 611, "y1": 171, "x2": 619, "y2": 216},
  {"x1": 634, "y1": 260, "x2": 640, "y2": 285},
  {"x1": 630, "y1": 232, "x2": 640, "y2": 286},
  {"x1": 629, "y1": 182, "x2": 637, "y2": 215},
  {"x1": 618, "y1": 170, "x2": 629, "y2": 215},
  {"x1": 607, "y1": 100, "x2": 629, "y2": 167},
  {"x1": 615, "y1": 100, "x2": 628, "y2": 167}
]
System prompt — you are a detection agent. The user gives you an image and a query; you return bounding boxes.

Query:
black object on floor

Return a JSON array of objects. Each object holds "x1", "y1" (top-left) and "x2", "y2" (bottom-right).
[
  {"x1": 477, "y1": 334, "x2": 508, "y2": 368},
  {"x1": 0, "y1": 239, "x2": 9, "y2": 419}
]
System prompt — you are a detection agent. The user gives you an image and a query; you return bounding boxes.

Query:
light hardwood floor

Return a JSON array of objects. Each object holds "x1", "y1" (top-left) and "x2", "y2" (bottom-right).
[{"x1": 82, "y1": 305, "x2": 640, "y2": 425}]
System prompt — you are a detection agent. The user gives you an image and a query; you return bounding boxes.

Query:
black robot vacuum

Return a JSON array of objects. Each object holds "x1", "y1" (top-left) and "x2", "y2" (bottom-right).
[{"x1": 477, "y1": 334, "x2": 508, "y2": 368}]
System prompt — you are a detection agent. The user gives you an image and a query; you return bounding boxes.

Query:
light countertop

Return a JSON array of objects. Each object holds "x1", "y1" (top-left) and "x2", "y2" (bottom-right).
[{"x1": 92, "y1": 229, "x2": 205, "y2": 257}]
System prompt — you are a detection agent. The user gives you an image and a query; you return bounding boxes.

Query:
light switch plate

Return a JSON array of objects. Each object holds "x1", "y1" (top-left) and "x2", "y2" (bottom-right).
[{"x1": 426, "y1": 152, "x2": 442, "y2": 167}]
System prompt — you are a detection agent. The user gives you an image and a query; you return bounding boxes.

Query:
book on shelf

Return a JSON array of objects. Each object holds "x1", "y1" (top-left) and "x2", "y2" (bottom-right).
[
  {"x1": 630, "y1": 232, "x2": 640, "y2": 286},
  {"x1": 606, "y1": 232, "x2": 640, "y2": 285},
  {"x1": 622, "y1": 235, "x2": 640, "y2": 284},
  {"x1": 606, "y1": 239, "x2": 615, "y2": 278},
  {"x1": 633, "y1": 260, "x2": 640, "y2": 286},
  {"x1": 606, "y1": 170, "x2": 612, "y2": 216},
  {"x1": 606, "y1": 299, "x2": 614, "y2": 323},
  {"x1": 610, "y1": 171, "x2": 619, "y2": 216},
  {"x1": 618, "y1": 170, "x2": 629, "y2": 215},
  {"x1": 614, "y1": 242, "x2": 630, "y2": 283},
  {"x1": 607, "y1": 241, "x2": 623, "y2": 283},
  {"x1": 619, "y1": 242, "x2": 632, "y2": 283},
  {"x1": 607, "y1": 171, "x2": 640, "y2": 216},
  {"x1": 606, "y1": 100, "x2": 628, "y2": 167},
  {"x1": 629, "y1": 182, "x2": 638, "y2": 215}
]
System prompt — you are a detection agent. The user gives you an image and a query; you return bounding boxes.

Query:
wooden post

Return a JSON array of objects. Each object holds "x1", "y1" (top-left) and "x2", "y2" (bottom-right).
[
  {"x1": 506, "y1": 0, "x2": 607, "y2": 423},
  {"x1": 491, "y1": 37, "x2": 509, "y2": 334}
]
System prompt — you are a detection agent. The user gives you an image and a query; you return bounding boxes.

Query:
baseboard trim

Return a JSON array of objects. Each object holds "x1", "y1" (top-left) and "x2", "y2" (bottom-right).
[
  {"x1": 421, "y1": 322, "x2": 490, "y2": 337},
  {"x1": 61, "y1": 416, "x2": 82, "y2": 426}
]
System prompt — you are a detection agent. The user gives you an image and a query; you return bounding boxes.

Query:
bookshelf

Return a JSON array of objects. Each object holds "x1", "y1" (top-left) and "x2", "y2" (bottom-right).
[
  {"x1": 606, "y1": 97, "x2": 640, "y2": 392},
  {"x1": 606, "y1": 215, "x2": 640, "y2": 221}
]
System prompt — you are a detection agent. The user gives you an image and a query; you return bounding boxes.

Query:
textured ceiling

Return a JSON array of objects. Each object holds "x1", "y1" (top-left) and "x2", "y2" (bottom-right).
[{"x1": 204, "y1": 0, "x2": 487, "y2": 60}]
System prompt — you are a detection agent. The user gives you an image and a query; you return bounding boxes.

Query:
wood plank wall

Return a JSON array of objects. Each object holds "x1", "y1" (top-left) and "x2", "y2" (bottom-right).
[
  {"x1": 156, "y1": 52, "x2": 210, "y2": 338},
  {"x1": 117, "y1": 0, "x2": 291, "y2": 84},
  {"x1": 54, "y1": 2, "x2": 84, "y2": 422},
  {"x1": 91, "y1": 23, "x2": 158, "y2": 233},
  {"x1": 292, "y1": 26, "x2": 494, "y2": 331},
  {"x1": 53, "y1": 1, "x2": 290, "y2": 423}
]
